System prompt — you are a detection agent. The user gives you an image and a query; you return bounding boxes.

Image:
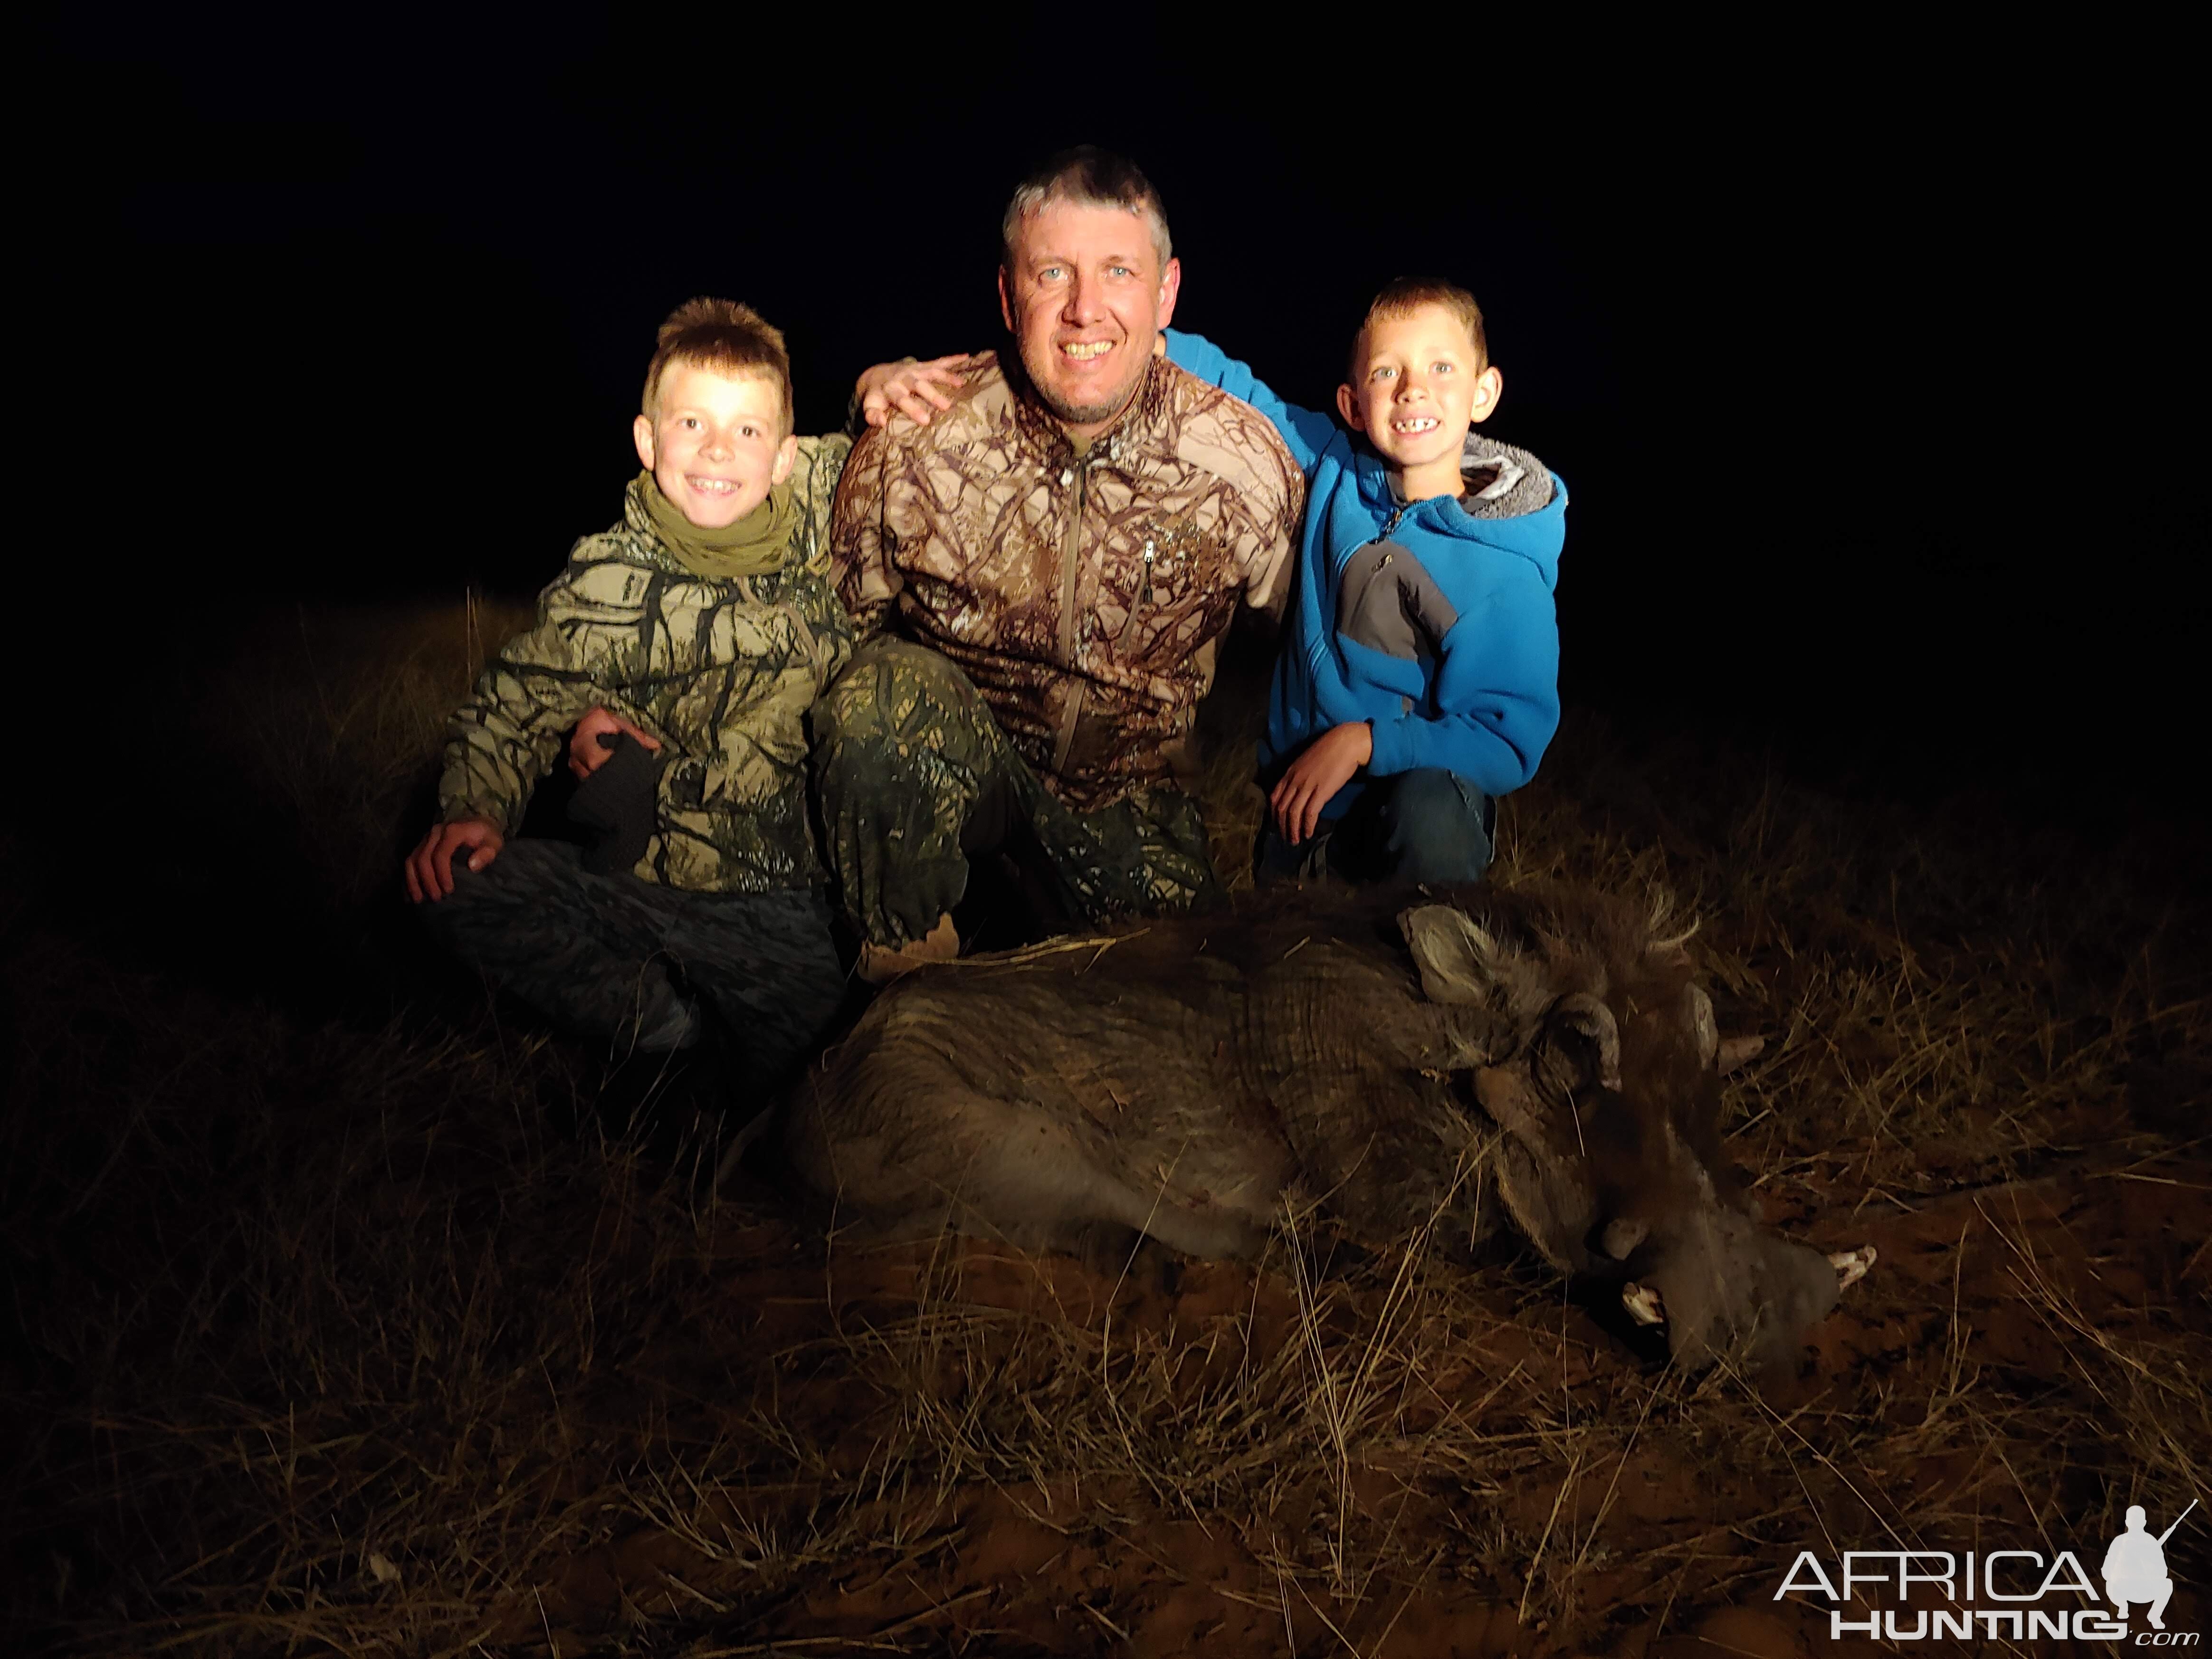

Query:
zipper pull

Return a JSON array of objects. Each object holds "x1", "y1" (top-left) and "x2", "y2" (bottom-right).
[{"x1": 1140, "y1": 538, "x2": 1155, "y2": 606}]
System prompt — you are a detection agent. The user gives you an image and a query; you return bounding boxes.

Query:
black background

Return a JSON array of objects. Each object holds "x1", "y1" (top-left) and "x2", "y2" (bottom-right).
[{"x1": 34, "y1": 9, "x2": 2203, "y2": 824}]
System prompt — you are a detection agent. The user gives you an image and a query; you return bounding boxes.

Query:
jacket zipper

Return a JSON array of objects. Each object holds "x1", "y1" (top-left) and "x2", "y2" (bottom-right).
[
  {"x1": 1050, "y1": 459, "x2": 1090, "y2": 777},
  {"x1": 1374, "y1": 508, "x2": 1409, "y2": 714},
  {"x1": 1114, "y1": 536, "x2": 1157, "y2": 653}
]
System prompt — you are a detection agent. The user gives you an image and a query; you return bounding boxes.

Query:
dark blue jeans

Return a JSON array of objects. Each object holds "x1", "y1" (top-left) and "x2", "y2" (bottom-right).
[
  {"x1": 1259, "y1": 769, "x2": 1496, "y2": 885},
  {"x1": 419, "y1": 839, "x2": 846, "y2": 1087}
]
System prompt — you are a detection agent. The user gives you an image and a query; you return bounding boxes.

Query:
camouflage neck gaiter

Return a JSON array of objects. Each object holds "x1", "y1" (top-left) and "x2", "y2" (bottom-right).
[{"x1": 633, "y1": 472, "x2": 797, "y2": 579}]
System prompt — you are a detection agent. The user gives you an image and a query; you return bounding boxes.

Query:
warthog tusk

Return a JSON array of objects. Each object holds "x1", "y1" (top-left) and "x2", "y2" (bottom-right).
[
  {"x1": 1828, "y1": 1245, "x2": 1876, "y2": 1290},
  {"x1": 1621, "y1": 1282, "x2": 1666, "y2": 1325}
]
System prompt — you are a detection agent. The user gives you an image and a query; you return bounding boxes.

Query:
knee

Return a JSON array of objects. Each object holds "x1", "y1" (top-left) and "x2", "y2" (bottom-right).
[
  {"x1": 416, "y1": 841, "x2": 585, "y2": 957},
  {"x1": 1390, "y1": 769, "x2": 1473, "y2": 818},
  {"x1": 453, "y1": 837, "x2": 571, "y2": 894},
  {"x1": 419, "y1": 838, "x2": 549, "y2": 911},
  {"x1": 816, "y1": 638, "x2": 983, "y2": 756},
  {"x1": 1384, "y1": 770, "x2": 1494, "y2": 882}
]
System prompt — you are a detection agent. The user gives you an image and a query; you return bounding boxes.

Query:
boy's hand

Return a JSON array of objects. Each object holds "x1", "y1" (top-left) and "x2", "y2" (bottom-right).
[
  {"x1": 857, "y1": 354, "x2": 972, "y2": 429},
  {"x1": 1270, "y1": 721, "x2": 1373, "y2": 845},
  {"x1": 569, "y1": 707, "x2": 662, "y2": 781},
  {"x1": 405, "y1": 818, "x2": 505, "y2": 902}
]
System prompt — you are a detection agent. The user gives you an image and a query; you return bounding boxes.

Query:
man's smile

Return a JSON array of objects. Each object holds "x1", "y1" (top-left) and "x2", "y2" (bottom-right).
[{"x1": 1060, "y1": 340, "x2": 1116, "y2": 360}]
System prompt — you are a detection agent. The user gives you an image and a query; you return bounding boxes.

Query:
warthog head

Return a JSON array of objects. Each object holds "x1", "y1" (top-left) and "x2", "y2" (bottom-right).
[{"x1": 1399, "y1": 895, "x2": 1840, "y2": 1370}]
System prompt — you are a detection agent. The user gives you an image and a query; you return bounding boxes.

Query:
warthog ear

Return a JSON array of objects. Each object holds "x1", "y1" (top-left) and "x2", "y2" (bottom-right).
[{"x1": 1399, "y1": 906, "x2": 1505, "y2": 1005}]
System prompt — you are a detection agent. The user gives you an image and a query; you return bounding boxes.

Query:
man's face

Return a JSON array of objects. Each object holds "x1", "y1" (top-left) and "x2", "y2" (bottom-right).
[
  {"x1": 998, "y1": 198, "x2": 1180, "y2": 439},
  {"x1": 1335, "y1": 303, "x2": 1501, "y2": 479},
  {"x1": 632, "y1": 362, "x2": 797, "y2": 529}
]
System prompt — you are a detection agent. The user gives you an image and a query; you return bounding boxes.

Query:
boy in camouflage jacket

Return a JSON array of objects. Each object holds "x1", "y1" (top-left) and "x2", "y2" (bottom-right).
[{"x1": 406, "y1": 298, "x2": 853, "y2": 1087}]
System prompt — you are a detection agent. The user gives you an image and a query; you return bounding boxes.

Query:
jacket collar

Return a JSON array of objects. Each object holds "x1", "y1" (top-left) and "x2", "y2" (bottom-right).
[{"x1": 1005, "y1": 351, "x2": 1174, "y2": 471}]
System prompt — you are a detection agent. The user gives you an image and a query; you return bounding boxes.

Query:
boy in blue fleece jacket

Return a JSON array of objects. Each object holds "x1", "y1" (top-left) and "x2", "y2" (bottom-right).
[{"x1": 1164, "y1": 278, "x2": 1566, "y2": 884}]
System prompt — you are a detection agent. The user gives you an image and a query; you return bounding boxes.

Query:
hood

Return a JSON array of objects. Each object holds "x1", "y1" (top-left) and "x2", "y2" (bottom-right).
[{"x1": 1351, "y1": 433, "x2": 1567, "y2": 591}]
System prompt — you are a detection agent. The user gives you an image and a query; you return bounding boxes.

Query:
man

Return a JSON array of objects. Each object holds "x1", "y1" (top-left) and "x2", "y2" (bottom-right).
[{"x1": 819, "y1": 146, "x2": 1306, "y2": 978}]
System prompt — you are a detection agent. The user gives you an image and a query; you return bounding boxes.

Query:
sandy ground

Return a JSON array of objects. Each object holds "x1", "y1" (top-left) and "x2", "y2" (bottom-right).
[{"x1": 476, "y1": 1143, "x2": 2209, "y2": 1656}]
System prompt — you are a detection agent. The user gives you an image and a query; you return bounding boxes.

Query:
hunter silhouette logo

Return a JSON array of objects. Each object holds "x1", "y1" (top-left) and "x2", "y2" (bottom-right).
[{"x1": 2107, "y1": 1502, "x2": 2194, "y2": 1632}]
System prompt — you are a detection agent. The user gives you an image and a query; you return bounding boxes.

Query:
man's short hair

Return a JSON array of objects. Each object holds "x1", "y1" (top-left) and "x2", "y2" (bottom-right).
[
  {"x1": 642, "y1": 297, "x2": 793, "y2": 432},
  {"x1": 1001, "y1": 145, "x2": 1173, "y2": 273},
  {"x1": 1349, "y1": 276, "x2": 1489, "y2": 381}
]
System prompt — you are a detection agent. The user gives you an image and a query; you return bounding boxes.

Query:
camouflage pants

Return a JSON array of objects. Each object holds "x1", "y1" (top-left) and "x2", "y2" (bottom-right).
[
  {"x1": 811, "y1": 637, "x2": 1224, "y2": 947},
  {"x1": 418, "y1": 839, "x2": 845, "y2": 1086}
]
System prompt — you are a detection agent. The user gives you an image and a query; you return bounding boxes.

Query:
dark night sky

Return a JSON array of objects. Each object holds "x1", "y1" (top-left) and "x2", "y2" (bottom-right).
[{"x1": 37, "y1": 11, "x2": 2203, "y2": 819}]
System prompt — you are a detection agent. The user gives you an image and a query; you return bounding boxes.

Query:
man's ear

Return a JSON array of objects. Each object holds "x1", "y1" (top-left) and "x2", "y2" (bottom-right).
[
  {"x1": 633, "y1": 414, "x2": 657, "y2": 470},
  {"x1": 997, "y1": 266, "x2": 1014, "y2": 333},
  {"x1": 771, "y1": 431, "x2": 799, "y2": 486},
  {"x1": 1335, "y1": 381, "x2": 1367, "y2": 433},
  {"x1": 1154, "y1": 256, "x2": 1182, "y2": 329},
  {"x1": 1468, "y1": 365, "x2": 1504, "y2": 425}
]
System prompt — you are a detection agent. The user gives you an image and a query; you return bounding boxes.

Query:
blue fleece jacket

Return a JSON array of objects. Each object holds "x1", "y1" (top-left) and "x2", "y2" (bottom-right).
[{"x1": 1164, "y1": 330, "x2": 1566, "y2": 813}]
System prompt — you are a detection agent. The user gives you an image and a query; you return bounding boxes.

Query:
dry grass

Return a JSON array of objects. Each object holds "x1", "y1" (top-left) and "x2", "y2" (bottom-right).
[{"x1": 4, "y1": 599, "x2": 2206, "y2": 1655}]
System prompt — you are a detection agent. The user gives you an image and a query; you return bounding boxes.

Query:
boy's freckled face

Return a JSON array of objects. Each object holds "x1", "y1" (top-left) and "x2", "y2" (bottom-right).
[
  {"x1": 1336, "y1": 304, "x2": 1502, "y2": 486},
  {"x1": 633, "y1": 364, "x2": 797, "y2": 529}
]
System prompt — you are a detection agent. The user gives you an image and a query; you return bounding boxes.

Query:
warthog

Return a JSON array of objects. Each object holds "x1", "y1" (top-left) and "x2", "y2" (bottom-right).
[{"x1": 785, "y1": 883, "x2": 1857, "y2": 1369}]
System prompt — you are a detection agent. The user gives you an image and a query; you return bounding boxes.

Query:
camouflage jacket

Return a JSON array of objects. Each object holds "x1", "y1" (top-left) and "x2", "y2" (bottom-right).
[
  {"x1": 438, "y1": 436, "x2": 854, "y2": 893},
  {"x1": 832, "y1": 353, "x2": 1304, "y2": 811}
]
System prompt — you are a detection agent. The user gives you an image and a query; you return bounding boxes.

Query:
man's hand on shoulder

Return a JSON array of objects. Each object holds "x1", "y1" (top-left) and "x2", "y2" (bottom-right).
[
  {"x1": 404, "y1": 818, "x2": 505, "y2": 902},
  {"x1": 569, "y1": 707, "x2": 662, "y2": 781},
  {"x1": 856, "y1": 354, "x2": 974, "y2": 429},
  {"x1": 1270, "y1": 721, "x2": 1373, "y2": 845}
]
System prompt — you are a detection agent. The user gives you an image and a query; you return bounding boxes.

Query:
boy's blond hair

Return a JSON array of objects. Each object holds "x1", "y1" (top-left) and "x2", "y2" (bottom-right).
[
  {"x1": 1349, "y1": 276, "x2": 1489, "y2": 380},
  {"x1": 642, "y1": 297, "x2": 793, "y2": 432}
]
